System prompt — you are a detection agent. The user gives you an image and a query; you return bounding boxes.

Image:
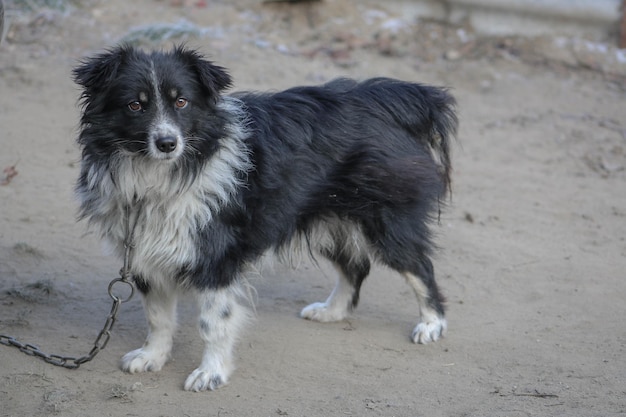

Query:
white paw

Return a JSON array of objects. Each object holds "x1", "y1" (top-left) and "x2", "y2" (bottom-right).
[
  {"x1": 412, "y1": 317, "x2": 447, "y2": 344},
  {"x1": 300, "y1": 302, "x2": 347, "y2": 322},
  {"x1": 120, "y1": 348, "x2": 169, "y2": 373},
  {"x1": 184, "y1": 368, "x2": 228, "y2": 392}
]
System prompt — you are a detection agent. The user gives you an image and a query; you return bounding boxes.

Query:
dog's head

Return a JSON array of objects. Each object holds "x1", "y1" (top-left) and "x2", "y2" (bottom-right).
[{"x1": 73, "y1": 45, "x2": 232, "y2": 162}]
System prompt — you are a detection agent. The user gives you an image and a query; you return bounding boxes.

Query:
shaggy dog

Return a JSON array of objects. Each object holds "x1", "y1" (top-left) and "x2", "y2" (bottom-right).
[{"x1": 73, "y1": 45, "x2": 457, "y2": 391}]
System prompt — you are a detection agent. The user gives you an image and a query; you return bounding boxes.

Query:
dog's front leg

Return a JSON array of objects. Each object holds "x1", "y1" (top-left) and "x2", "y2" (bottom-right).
[
  {"x1": 121, "y1": 285, "x2": 177, "y2": 373},
  {"x1": 184, "y1": 285, "x2": 247, "y2": 391}
]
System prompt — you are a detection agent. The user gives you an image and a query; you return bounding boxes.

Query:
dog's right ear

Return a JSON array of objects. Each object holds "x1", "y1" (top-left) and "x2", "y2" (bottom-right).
[{"x1": 73, "y1": 45, "x2": 129, "y2": 94}]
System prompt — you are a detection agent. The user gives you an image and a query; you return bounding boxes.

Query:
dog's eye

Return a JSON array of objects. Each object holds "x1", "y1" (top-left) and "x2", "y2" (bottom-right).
[
  {"x1": 128, "y1": 101, "x2": 143, "y2": 112},
  {"x1": 175, "y1": 98, "x2": 188, "y2": 109}
]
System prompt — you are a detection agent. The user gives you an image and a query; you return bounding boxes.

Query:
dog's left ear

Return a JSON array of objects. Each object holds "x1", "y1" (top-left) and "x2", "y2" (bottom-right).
[{"x1": 176, "y1": 46, "x2": 232, "y2": 101}]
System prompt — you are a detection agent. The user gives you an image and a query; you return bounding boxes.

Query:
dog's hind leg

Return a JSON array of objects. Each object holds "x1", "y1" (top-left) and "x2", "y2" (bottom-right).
[
  {"x1": 121, "y1": 285, "x2": 177, "y2": 373},
  {"x1": 184, "y1": 284, "x2": 248, "y2": 391},
  {"x1": 401, "y1": 255, "x2": 447, "y2": 344},
  {"x1": 300, "y1": 229, "x2": 371, "y2": 322},
  {"x1": 370, "y1": 215, "x2": 447, "y2": 344}
]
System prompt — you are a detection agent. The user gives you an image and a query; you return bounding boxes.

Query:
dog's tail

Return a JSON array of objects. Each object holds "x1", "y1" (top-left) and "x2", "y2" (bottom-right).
[
  {"x1": 355, "y1": 78, "x2": 458, "y2": 195},
  {"x1": 418, "y1": 84, "x2": 457, "y2": 195}
]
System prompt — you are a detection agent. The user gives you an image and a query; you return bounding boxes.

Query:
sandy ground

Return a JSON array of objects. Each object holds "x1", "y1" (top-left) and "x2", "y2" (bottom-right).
[{"x1": 1, "y1": 1, "x2": 626, "y2": 416}]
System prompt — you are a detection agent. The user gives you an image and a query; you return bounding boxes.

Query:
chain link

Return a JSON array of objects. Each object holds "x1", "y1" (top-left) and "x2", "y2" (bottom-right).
[
  {"x1": 0, "y1": 276, "x2": 134, "y2": 369},
  {"x1": 0, "y1": 203, "x2": 141, "y2": 370}
]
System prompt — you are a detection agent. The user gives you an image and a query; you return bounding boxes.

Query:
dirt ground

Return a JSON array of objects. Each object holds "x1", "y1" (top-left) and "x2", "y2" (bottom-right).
[{"x1": 1, "y1": 1, "x2": 625, "y2": 416}]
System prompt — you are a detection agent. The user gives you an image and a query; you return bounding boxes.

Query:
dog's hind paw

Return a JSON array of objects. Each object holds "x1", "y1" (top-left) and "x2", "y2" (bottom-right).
[
  {"x1": 120, "y1": 348, "x2": 169, "y2": 373},
  {"x1": 184, "y1": 368, "x2": 227, "y2": 392},
  {"x1": 412, "y1": 317, "x2": 447, "y2": 344},
  {"x1": 300, "y1": 302, "x2": 348, "y2": 322}
]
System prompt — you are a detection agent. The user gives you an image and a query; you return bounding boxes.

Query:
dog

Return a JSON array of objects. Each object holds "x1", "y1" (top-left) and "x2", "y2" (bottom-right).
[{"x1": 73, "y1": 45, "x2": 457, "y2": 391}]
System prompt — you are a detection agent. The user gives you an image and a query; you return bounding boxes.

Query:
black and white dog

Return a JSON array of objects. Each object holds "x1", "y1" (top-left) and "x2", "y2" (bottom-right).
[{"x1": 73, "y1": 45, "x2": 457, "y2": 391}]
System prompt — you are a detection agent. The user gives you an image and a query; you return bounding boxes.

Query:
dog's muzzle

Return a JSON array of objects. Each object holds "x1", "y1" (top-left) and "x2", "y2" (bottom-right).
[{"x1": 148, "y1": 120, "x2": 184, "y2": 160}]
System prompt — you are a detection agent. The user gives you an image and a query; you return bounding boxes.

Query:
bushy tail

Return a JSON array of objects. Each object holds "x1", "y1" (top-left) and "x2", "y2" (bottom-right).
[
  {"x1": 423, "y1": 85, "x2": 457, "y2": 195},
  {"x1": 353, "y1": 78, "x2": 458, "y2": 195}
]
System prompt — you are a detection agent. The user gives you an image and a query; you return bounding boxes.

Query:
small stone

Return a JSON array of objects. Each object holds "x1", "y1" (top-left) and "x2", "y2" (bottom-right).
[{"x1": 445, "y1": 50, "x2": 461, "y2": 61}]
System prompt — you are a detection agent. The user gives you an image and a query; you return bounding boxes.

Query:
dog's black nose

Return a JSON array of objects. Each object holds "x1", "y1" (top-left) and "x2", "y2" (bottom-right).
[{"x1": 155, "y1": 136, "x2": 178, "y2": 153}]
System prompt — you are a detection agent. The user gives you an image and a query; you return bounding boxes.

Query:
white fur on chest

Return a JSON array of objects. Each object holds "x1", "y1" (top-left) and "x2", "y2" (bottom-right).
[{"x1": 93, "y1": 159, "x2": 213, "y2": 289}]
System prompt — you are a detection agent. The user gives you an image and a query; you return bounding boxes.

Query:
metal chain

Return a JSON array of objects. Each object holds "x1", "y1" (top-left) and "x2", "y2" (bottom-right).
[
  {"x1": 0, "y1": 277, "x2": 134, "y2": 369},
  {"x1": 0, "y1": 203, "x2": 141, "y2": 369}
]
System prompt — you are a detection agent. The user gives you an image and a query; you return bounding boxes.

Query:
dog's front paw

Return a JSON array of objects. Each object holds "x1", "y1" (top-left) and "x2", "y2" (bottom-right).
[
  {"x1": 412, "y1": 317, "x2": 447, "y2": 344},
  {"x1": 300, "y1": 302, "x2": 347, "y2": 322},
  {"x1": 121, "y1": 348, "x2": 169, "y2": 373},
  {"x1": 184, "y1": 368, "x2": 227, "y2": 392}
]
